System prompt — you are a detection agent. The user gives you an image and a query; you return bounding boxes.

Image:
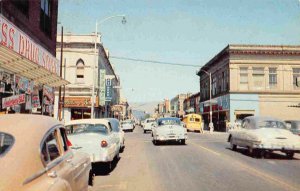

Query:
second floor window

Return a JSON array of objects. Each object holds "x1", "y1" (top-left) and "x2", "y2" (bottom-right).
[
  {"x1": 12, "y1": 0, "x2": 29, "y2": 16},
  {"x1": 293, "y1": 68, "x2": 300, "y2": 89},
  {"x1": 269, "y1": 68, "x2": 277, "y2": 89},
  {"x1": 252, "y1": 67, "x2": 264, "y2": 90},
  {"x1": 239, "y1": 67, "x2": 248, "y2": 90},
  {"x1": 76, "y1": 59, "x2": 84, "y2": 83}
]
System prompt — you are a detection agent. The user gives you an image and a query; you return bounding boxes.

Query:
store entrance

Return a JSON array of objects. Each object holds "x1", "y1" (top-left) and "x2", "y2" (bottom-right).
[{"x1": 71, "y1": 108, "x2": 91, "y2": 120}]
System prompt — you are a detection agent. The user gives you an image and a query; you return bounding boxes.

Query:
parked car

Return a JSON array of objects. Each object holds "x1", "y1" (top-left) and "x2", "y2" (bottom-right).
[
  {"x1": 143, "y1": 118, "x2": 156, "y2": 133},
  {"x1": 65, "y1": 119, "x2": 121, "y2": 170},
  {"x1": 152, "y1": 117, "x2": 188, "y2": 145},
  {"x1": 0, "y1": 114, "x2": 92, "y2": 191},
  {"x1": 120, "y1": 120, "x2": 134, "y2": 132},
  {"x1": 285, "y1": 120, "x2": 300, "y2": 136},
  {"x1": 107, "y1": 118, "x2": 125, "y2": 152},
  {"x1": 228, "y1": 116, "x2": 300, "y2": 159}
]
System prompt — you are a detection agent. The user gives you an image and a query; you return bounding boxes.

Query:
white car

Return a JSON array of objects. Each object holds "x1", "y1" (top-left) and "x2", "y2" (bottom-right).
[
  {"x1": 65, "y1": 119, "x2": 121, "y2": 169},
  {"x1": 108, "y1": 118, "x2": 125, "y2": 152},
  {"x1": 120, "y1": 120, "x2": 134, "y2": 132},
  {"x1": 143, "y1": 118, "x2": 156, "y2": 133},
  {"x1": 228, "y1": 116, "x2": 300, "y2": 159},
  {"x1": 152, "y1": 117, "x2": 188, "y2": 145}
]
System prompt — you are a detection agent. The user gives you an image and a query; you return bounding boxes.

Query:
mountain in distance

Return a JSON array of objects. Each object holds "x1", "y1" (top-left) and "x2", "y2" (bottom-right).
[{"x1": 129, "y1": 101, "x2": 160, "y2": 119}]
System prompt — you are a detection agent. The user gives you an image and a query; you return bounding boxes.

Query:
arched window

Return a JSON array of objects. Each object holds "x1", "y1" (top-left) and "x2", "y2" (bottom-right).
[{"x1": 76, "y1": 59, "x2": 84, "y2": 83}]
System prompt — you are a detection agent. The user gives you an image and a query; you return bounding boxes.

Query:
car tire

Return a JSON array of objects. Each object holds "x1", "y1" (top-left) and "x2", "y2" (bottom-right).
[
  {"x1": 153, "y1": 139, "x2": 159, "y2": 146},
  {"x1": 144, "y1": 130, "x2": 146, "y2": 134},
  {"x1": 230, "y1": 138, "x2": 237, "y2": 151},
  {"x1": 286, "y1": 152, "x2": 294, "y2": 159},
  {"x1": 88, "y1": 170, "x2": 94, "y2": 186},
  {"x1": 181, "y1": 139, "x2": 186, "y2": 145}
]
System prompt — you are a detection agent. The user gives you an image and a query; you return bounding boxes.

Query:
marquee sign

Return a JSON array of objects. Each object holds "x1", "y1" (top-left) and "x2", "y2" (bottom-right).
[
  {"x1": 0, "y1": 14, "x2": 60, "y2": 75},
  {"x1": 64, "y1": 97, "x2": 99, "y2": 108}
]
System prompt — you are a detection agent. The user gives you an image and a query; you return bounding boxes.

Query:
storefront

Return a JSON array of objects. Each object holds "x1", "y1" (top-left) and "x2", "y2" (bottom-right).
[
  {"x1": 0, "y1": 15, "x2": 68, "y2": 115},
  {"x1": 63, "y1": 96, "x2": 99, "y2": 120}
]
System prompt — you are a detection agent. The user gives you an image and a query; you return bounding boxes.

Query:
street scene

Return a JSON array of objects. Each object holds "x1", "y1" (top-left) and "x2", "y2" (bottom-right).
[{"x1": 1, "y1": 0, "x2": 300, "y2": 191}]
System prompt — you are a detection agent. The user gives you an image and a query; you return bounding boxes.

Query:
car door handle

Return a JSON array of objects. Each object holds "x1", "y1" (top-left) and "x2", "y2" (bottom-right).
[{"x1": 48, "y1": 171, "x2": 57, "y2": 178}]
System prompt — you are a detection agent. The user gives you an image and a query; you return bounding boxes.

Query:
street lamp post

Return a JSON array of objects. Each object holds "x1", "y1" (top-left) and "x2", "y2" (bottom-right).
[
  {"x1": 199, "y1": 69, "x2": 214, "y2": 133},
  {"x1": 91, "y1": 15, "x2": 126, "y2": 119}
]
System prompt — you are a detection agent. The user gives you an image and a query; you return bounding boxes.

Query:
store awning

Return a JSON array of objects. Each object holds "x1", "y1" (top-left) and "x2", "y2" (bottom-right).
[{"x1": 0, "y1": 45, "x2": 69, "y2": 87}]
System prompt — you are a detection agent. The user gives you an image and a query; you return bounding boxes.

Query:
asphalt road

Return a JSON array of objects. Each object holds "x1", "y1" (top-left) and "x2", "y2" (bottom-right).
[{"x1": 91, "y1": 126, "x2": 300, "y2": 191}]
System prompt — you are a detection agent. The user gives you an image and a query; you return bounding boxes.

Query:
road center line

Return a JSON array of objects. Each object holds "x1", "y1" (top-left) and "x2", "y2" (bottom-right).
[{"x1": 189, "y1": 142, "x2": 221, "y2": 156}]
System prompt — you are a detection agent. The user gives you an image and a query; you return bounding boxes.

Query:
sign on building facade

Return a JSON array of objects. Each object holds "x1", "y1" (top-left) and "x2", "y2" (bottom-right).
[
  {"x1": 105, "y1": 78, "x2": 112, "y2": 101},
  {"x1": 99, "y1": 70, "x2": 106, "y2": 106}
]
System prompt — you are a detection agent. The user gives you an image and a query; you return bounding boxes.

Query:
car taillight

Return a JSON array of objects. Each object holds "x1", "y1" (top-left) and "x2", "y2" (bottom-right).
[
  {"x1": 101, "y1": 140, "x2": 108, "y2": 147},
  {"x1": 67, "y1": 139, "x2": 72, "y2": 147}
]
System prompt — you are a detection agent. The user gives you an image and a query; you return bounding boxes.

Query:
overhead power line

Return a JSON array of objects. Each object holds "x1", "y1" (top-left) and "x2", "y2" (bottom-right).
[{"x1": 110, "y1": 56, "x2": 201, "y2": 68}]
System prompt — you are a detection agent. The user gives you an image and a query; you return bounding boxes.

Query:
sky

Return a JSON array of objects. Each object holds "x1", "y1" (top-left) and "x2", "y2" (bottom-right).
[{"x1": 58, "y1": 0, "x2": 300, "y2": 103}]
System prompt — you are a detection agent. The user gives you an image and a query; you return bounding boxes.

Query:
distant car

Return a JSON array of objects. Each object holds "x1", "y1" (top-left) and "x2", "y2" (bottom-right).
[
  {"x1": 120, "y1": 120, "x2": 134, "y2": 132},
  {"x1": 228, "y1": 116, "x2": 300, "y2": 159},
  {"x1": 0, "y1": 114, "x2": 92, "y2": 191},
  {"x1": 285, "y1": 120, "x2": 300, "y2": 136},
  {"x1": 152, "y1": 117, "x2": 188, "y2": 145},
  {"x1": 108, "y1": 118, "x2": 125, "y2": 152},
  {"x1": 143, "y1": 118, "x2": 156, "y2": 133},
  {"x1": 65, "y1": 119, "x2": 121, "y2": 170}
]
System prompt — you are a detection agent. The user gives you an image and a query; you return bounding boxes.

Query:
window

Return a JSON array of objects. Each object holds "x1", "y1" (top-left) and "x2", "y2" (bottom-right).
[
  {"x1": 0, "y1": 132, "x2": 14, "y2": 156},
  {"x1": 293, "y1": 68, "x2": 300, "y2": 89},
  {"x1": 41, "y1": 131, "x2": 60, "y2": 164},
  {"x1": 269, "y1": 68, "x2": 277, "y2": 89},
  {"x1": 12, "y1": 0, "x2": 29, "y2": 16},
  {"x1": 239, "y1": 67, "x2": 248, "y2": 90},
  {"x1": 212, "y1": 77, "x2": 217, "y2": 96},
  {"x1": 40, "y1": 0, "x2": 52, "y2": 37},
  {"x1": 252, "y1": 67, "x2": 264, "y2": 90},
  {"x1": 76, "y1": 59, "x2": 85, "y2": 83},
  {"x1": 59, "y1": 128, "x2": 69, "y2": 152}
]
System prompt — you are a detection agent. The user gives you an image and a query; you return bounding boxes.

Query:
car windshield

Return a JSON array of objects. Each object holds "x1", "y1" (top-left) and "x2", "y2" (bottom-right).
[
  {"x1": 256, "y1": 120, "x2": 287, "y2": 129},
  {"x1": 0, "y1": 132, "x2": 14, "y2": 157},
  {"x1": 67, "y1": 124, "x2": 108, "y2": 135},
  {"x1": 122, "y1": 121, "x2": 131, "y2": 125},
  {"x1": 158, "y1": 118, "x2": 181, "y2": 126}
]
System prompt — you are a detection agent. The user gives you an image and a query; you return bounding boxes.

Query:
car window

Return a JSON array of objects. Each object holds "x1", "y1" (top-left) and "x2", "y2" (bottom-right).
[
  {"x1": 241, "y1": 120, "x2": 247, "y2": 129},
  {"x1": 111, "y1": 122, "x2": 120, "y2": 132},
  {"x1": 257, "y1": 120, "x2": 286, "y2": 129},
  {"x1": 66, "y1": 124, "x2": 108, "y2": 135},
  {"x1": 0, "y1": 132, "x2": 14, "y2": 157},
  {"x1": 41, "y1": 131, "x2": 60, "y2": 164},
  {"x1": 158, "y1": 119, "x2": 181, "y2": 126},
  {"x1": 59, "y1": 128, "x2": 69, "y2": 152}
]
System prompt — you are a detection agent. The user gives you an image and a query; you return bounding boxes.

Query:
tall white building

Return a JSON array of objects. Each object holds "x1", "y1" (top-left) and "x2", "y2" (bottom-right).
[{"x1": 54, "y1": 34, "x2": 120, "y2": 122}]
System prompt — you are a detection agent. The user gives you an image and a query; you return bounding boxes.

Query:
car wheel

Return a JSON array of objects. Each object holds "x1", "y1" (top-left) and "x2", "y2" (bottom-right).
[
  {"x1": 88, "y1": 170, "x2": 94, "y2": 186},
  {"x1": 286, "y1": 152, "x2": 294, "y2": 159},
  {"x1": 230, "y1": 138, "x2": 237, "y2": 151},
  {"x1": 181, "y1": 139, "x2": 186, "y2": 145},
  {"x1": 144, "y1": 130, "x2": 146, "y2": 134}
]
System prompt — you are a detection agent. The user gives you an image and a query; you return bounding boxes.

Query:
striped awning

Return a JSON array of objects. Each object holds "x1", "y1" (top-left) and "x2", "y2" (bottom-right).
[{"x1": 0, "y1": 45, "x2": 69, "y2": 87}]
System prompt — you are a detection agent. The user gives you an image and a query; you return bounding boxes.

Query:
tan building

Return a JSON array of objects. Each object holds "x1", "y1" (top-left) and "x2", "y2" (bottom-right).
[{"x1": 197, "y1": 44, "x2": 300, "y2": 131}]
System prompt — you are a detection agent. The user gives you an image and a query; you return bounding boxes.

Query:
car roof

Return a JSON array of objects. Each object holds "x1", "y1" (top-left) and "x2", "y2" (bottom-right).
[{"x1": 65, "y1": 118, "x2": 110, "y2": 126}]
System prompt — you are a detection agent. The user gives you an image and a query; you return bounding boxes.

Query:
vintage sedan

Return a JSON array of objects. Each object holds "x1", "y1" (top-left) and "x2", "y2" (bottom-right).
[
  {"x1": 0, "y1": 114, "x2": 92, "y2": 191},
  {"x1": 143, "y1": 118, "x2": 156, "y2": 133},
  {"x1": 152, "y1": 117, "x2": 188, "y2": 145},
  {"x1": 65, "y1": 119, "x2": 121, "y2": 169},
  {"x1": 120, "y1": 120, "x2": 134, "y2": 132},
  {"x1": 228, "y1": 116, "x2": 300, "y2": 159},
  {"x1": 107, "y1": 118, "x2": 125, "y2": 152}
]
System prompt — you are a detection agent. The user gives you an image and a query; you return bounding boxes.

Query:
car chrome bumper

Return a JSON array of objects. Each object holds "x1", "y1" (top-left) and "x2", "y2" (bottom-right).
[
  {"x1": 155, "y1": 135, "x2": 187, "y2": 141},
  {"x1": 253, "y1": 144, "x2": 300, "y2": 152},
  {"x1": 91, "y1": 152, "x2": 115, "y2": 163}
]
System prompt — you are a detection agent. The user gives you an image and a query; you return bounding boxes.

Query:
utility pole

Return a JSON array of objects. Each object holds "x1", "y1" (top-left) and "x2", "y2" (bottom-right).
[{"x1": 58, "y1": 26, "x2": 63, "y2": 121}]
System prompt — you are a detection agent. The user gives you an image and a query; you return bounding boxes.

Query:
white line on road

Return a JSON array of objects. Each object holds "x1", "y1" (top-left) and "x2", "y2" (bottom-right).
[{"x1": 189, "y1": 142, "x2": 221, "y2": 156}]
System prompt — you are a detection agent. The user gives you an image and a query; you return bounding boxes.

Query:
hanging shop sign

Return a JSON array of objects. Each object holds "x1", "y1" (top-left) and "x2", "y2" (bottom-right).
[
  {"x1": 99, "y1": 70, "x2": 106, "y2": 106},
  {"x1": 64, "y1": 97, "x2": 99, "y2": 108},
  {"x1": 105, "y1": 78, "x2": 112, "y2": 101},
  {"x1": 0, "y1": 15, "x2": 60, "y2": 75},
  {"x1": 2, "y1": 94, "x2": 26, "y2": 108},
  {"x1": 16, "y1": 76, "x2": 34, "y2": 94},
  {"x1": 25, "y1": 95, "x2": 32, "y2": 110},
  {"x1": 111, "y1": 105, "x2": 123, "y2": 112}
]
